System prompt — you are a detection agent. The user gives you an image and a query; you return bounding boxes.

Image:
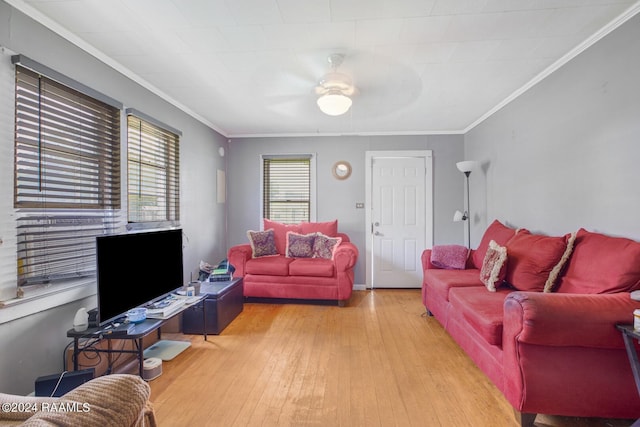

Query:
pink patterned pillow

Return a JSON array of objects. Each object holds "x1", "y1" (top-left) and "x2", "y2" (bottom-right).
[
  {"x1": 286, "y1": 232, "x2": 316, "y2": 258},
  {"x1": 247, "y1": 229, "x2": 278, "y2": 258},
  {"x1": 480, "y1": 240, "x2": 508, "y2": 291},
  {"x1": 312, "y1": 233, "x2": 342, "y2": 259},
  {"x1": 263, "y1": 219, "x2": 302, "y2": 254}
]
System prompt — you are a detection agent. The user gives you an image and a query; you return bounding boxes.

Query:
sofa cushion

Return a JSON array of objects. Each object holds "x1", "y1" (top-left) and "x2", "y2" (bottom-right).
[
  {"x1": 556, "y1": 228, "x2": 640, "y2": 294},
  {"x1": 263, "y1": 219, "x2": 302, "y2": 255},
  {"x1": 424, "y1": 269, "x2": 483, "y2": 303},
  {"x1": 286, "y1": 232, "x2": 316, "y2": 258},
  {"x1": 449, "y1": 287, "x2": 510, "y2": 346},
  {"x1": 245, "y1": 255, "x2": 293, "y2": 276},
  {"x1": 479, "y1": 240, "x2": 508, "y2": 292},
  {"x1": 300, "y1": 220, "x2": 338, "y2": 237},
  {"x1": 312, "y1": 233, "x2": 342, "y2": 259},
  {"x1": 430, "y1": 245, "x2": 469, "y2": 270},
  {"x1": 472, "y1": 220, "x2": 518, "y2": 269},
  {"x1": 289, "y1": 258, "x2": 335, "y2": 277},
  {"x1": 504, "y1": 231, "x2": 572, "y2": 292},
  {"x1": 247, "y1": 229, "x2": 278, "y2": 258}
]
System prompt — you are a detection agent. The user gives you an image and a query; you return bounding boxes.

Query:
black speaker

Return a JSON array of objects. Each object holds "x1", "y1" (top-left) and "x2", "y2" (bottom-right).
[
  {"x1": 35, "y1": 368, "x2": 95, "y2": 397},
  {"x1": 87, "y1": 308, "x2": 98, "y2": 328}
]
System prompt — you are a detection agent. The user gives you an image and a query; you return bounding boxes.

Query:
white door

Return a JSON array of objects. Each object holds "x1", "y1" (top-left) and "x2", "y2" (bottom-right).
[{"x1": 366, "y1": 152, "x2": 433, "y2": 289}]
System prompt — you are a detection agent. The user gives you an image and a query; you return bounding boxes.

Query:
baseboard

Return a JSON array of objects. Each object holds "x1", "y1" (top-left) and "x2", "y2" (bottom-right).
[{"x1": 353, "y1": 284, "x2": 366, "y2": 291}]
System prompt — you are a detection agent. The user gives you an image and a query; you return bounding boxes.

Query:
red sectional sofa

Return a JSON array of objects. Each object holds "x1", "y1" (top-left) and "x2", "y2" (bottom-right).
[
  {"x1": 422, "y1": 220, "x2": 640, "y2": 426},
  {"x1": 228, "y1": 219, "x2": 359, "y2": 305}
]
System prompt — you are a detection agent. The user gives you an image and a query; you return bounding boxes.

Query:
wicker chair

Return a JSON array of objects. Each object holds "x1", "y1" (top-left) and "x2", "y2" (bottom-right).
[{"x1": 0, "y1": 374, "x2": 156, "y2": 427}]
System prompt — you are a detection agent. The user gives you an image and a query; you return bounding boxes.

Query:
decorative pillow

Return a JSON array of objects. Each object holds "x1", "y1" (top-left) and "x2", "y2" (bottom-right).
[
  {"x1": 247, "y1": 229, "x2": 278, "y2": 258},
  {"x1": 544, "y1": 231, "x2": 577, "y2": 292},
  {"x1": 430, "y1": 245, "x2": 469, "y2": 270},
  {"x1": 479, "y1": 240, "x2": 507, "y2": 292},
  {"x1": 472, "y1": 220, "x2": 518, "y2": 269},
  {"x1": 504, "y1": 231, "x2": 571, "y2": 292},
  {"x1": 263, "y1": 219, "x2": 302, "y2": 255},
  {"x1": 312, "y1": 233, "x2": 342, "y2": 259},
  {"x1": 300, "y1": 220, "x2": 338, "y2": 237},
  {"x1": 556, "y1": 229, "x2": 640, "y2": 294},
  {"x1": 286, "y1": 232, "x2": 316, "y2": 258}
]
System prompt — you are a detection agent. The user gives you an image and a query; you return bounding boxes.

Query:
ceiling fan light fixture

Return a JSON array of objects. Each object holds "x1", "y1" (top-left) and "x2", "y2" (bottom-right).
[{"x1": 317, "y1": 91, "x2": 352, "y2": 116}]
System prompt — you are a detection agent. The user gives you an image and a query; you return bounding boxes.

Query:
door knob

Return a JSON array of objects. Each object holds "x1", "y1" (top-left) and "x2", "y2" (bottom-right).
[{"x1": 374, "y1": 231, "x2": 382, "y2": 236}]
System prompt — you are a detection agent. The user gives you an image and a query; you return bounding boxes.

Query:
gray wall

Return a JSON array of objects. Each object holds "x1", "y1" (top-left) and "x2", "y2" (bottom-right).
[
  {"x1": 0, "y1": 2, "x2": 227, "y2": 394},
  {"x1": 464, "y1": 12, "x2": 640, "y2": 245},
  {"x1": 227, "y1": 134, "x2": 465, "y2": 284}
]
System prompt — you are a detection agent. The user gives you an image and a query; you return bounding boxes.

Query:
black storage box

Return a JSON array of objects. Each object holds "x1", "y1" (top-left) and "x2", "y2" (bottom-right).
[{"x1": 182, "y1": 278, "x2": 243, "y2": 335}]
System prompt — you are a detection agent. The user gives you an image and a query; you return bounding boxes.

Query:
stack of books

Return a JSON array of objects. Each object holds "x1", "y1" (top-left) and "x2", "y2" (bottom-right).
[
  {"x1": 145, "y1": 298, "x2": 185, "y2": 318},
  {"x1": 209, "y1": 267, "x2": 232, "y2": 282}
]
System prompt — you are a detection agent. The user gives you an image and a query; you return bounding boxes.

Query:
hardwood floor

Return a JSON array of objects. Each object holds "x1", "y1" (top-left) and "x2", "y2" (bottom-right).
[{"x1": 149, "y1": 290, "x2": 634, "y2": 427}]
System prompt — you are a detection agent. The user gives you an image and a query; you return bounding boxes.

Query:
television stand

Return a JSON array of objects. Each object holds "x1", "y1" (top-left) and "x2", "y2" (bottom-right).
[{"x1": 67, "y1": 294, "x2": 206, "y2": 377}]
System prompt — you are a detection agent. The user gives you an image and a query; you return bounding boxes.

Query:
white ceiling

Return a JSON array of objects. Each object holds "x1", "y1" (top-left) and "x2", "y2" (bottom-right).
[{"x1": 9, "y1": 0, "x2": 640, "y2": 137}]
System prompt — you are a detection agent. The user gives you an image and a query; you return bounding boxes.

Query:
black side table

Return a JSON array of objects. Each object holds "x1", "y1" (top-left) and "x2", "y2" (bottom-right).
[{"x1": 616, "y1": 324, "x2": 640, "y2": 427}]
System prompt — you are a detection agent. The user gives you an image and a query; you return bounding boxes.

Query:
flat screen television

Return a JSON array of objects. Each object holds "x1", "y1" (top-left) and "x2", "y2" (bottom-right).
[{"x1": 96, "y1": 228, "x2": 184, "y2": 326}]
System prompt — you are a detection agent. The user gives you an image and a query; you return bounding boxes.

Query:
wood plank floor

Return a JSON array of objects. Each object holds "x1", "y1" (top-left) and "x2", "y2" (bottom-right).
[{"x1": 149, "y1": 290, "x2": 634, "y2": 427}]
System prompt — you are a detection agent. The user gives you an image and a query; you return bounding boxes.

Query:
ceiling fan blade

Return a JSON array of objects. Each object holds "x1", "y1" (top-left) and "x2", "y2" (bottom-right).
[{"x1": 263, "y1": 94, "x2": 316, "y2": 117}]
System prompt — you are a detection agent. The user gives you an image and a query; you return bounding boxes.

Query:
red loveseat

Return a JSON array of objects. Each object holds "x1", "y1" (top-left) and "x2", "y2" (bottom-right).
[
  {"x1": 228, "y1": 219, "x2": 358, "y2": 305},
  {"x1": 422, "y1": 220, "x2": 640, "y2": 426}
]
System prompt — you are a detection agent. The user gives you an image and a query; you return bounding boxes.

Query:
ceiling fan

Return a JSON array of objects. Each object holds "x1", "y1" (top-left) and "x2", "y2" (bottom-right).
[
  {"x1": 259, "y1": 50, "x2": 420, "y2": 121},
  {"x1": 314, "y1": 54, "x2": 356, "y2": 116}
]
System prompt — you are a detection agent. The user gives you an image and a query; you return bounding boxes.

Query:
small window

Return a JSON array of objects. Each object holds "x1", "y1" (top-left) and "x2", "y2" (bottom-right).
[
  {"x1": 14, "y1": 65, "x2": 121, "y2": 287},
  {"x1": 262, "y1": 156, "x2": 311, "y2": 224},
  {"x1": 126, "y1": 114, "x2": 180, "y2": 227}
]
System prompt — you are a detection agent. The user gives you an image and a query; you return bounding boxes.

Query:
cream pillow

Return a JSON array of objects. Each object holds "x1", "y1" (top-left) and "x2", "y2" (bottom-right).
[{"x1": 480, "y1": 240, "x2": 508, "y2": 292}]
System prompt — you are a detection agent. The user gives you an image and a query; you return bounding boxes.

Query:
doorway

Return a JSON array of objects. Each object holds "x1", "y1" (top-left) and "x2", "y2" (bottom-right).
[{"x1": 365, "y1": 151, "x2": 433, "y2": 289}]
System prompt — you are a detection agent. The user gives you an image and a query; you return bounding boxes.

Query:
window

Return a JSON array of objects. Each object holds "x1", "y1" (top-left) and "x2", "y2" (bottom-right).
[
  {"x1": 14, "y1": 65, "x2": 121, "y2": 287},
  {"x1": 126, "y1": 111, "x2": 180, "y2": 227},
  {"x1": 262, "y1": 156, "x2": 312, "y2": 224}
]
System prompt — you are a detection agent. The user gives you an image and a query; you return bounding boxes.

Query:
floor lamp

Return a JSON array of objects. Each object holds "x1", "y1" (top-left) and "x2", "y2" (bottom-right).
[{"x1": 454, "y1": 160, "x2": 478, "y2": 248}]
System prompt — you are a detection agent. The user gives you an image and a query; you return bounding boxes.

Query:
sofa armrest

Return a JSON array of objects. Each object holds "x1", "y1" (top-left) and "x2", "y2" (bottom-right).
[
  {"x1": 334, "y1": 242, "x2": 358, "y2": 272},
  {"x1": 504, "y1": 291, "x2": 640, "y2": 349},
  {"x1": 421, "y1": 249, "x2": 436, "y2": 270},
  {"x1": 22, "y1": 374, "x2": 152, "y2": 427},
  {"x1": 228, "y1": 244, "x2": 253, "y2": 278},
  {"x1": 0, "y1": 394, "x2": 59, "y2": 422}
]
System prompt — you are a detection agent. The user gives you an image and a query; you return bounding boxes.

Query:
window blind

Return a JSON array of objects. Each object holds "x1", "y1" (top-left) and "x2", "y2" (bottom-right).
[
  {"x1": 14, "y1": 65, "x2": 121, "y2": 286},
  {"x1": 263, "y1": 157, "x2": 311, "y2": 223},
  {"x1": 127, "y1": 114, "x2": 180, "y2": 225}
]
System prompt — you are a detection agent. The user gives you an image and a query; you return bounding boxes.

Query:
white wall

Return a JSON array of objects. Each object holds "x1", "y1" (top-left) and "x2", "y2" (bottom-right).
[
  {"x1": 464, "y1": 13, "x2": 640, "y2": 246},
  {"x1": 226, "y1": 134, "x2": 465, "y2": 285},
  {"x1": 0, "y1": 2, "x2": 228, "y2": 394}
]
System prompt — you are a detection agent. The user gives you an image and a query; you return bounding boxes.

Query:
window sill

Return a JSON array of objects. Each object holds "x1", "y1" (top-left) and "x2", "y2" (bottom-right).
[{"x1": 0, "y1": 279, "x2": 96, "y2": 325}]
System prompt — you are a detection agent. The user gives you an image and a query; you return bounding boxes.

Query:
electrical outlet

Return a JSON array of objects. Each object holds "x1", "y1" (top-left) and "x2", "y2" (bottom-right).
[{"x1": 355, "y1": 203, "x2": 364, "y2": 209}]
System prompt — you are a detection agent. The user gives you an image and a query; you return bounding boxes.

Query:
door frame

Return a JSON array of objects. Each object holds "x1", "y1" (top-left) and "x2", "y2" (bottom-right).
[{"x1": 364, "y1": 150, "x2": 433, "y2": 289}]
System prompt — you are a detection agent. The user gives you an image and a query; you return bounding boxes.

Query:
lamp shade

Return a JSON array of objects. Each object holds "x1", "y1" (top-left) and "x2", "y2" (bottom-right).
[
  {"x1": 317, "y1": 91, "x2": 352, "y2": 116},
  {"x1": 456, "y1": 160, "x2": 478, "y2": 173}
]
